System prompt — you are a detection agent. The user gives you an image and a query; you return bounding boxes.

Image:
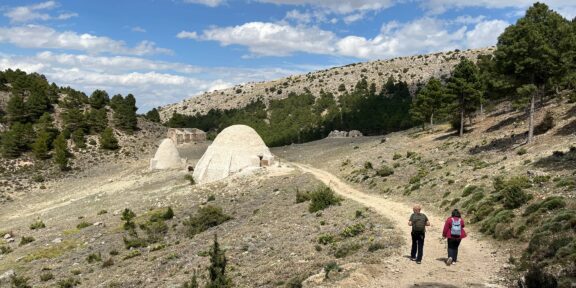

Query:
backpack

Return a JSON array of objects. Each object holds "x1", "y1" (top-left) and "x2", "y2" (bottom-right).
[{"x1": 450, "y1": 218, "x2": 462, "y2": 237}]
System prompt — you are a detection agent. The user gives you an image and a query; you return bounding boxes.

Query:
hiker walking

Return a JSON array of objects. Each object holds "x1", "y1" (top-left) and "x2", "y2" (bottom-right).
[
  {"x1": 442, "y1": 209, "x2": 467, "y2": 265},
  {"x1": 408, "y1": 204, "x2": 430, "y2": 264}
]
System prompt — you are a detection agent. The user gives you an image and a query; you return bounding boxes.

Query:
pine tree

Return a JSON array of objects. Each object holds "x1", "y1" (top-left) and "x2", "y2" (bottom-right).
[
  {"x1": 206, "y1": 234, "x2": 232, "y2": 288},
  {"x1": 26, "y1": 89, "x2": 50, "y2": 122},
  {"x1": 0, "y1": 129, "x2": 20, "y2": 158},
  {"x1": 410, "y1": 77, "x2": 446, "y2": 129},
  {"x1": 85, "y1": 108, "x2": 108, "y2": 133},
  {"x1": 6, "y1": 94, "x2": 28, "y2": 124},
  {"x1": 35, "y1": 112, "x2": 59, "y2": 148},
  {"x1": 495, "y1": 2, "x2": 569, "y2": 143},
  {"x1": 99, "y1": 127, "x2": 119, "y2": 150},
  {"x1": 112, "y1": 94, "x2": 138, "y2": 133},
  {"x1": 89, "y1": 89, "x2": 110, "y2": 109},
  {"x1": 62, "y1": 107, "x2": 86, "y2": 132},
  {"x1": 446, "y1": 58, "x2": 482, "y2": 137},
  {"x1": 145, "y1": 108, "x2": 161, "y2": 123},
  {"x1": 72, "y1": 129, "x2": 86, "y2": 149},
  {"x1": 53, "y1": 133, "x2": 69, "y2": 171},
  {"x1": 32, "y1": 130, "x2": 51, "y2": 160},
  {"x1": 182, "y1": 270, "x2": 199, "y2": 288}
]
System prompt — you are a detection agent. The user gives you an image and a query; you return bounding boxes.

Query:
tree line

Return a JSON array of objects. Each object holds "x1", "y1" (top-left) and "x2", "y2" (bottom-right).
[
  {"x1": 411, "y1": 3, "x2": 576, "y2": 143},
  {"x1": 0, "y1": 69, "x2": 139, "y2": 170}
]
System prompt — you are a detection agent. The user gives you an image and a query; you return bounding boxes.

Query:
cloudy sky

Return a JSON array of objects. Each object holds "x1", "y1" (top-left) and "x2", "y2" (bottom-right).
[{"x1": 0, "y1": 1, "x2": 574, "y2": 112}]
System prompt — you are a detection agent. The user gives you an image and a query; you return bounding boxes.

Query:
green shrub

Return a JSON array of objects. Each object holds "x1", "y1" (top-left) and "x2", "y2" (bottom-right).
[
  {"x1": 57, "y1": 277, "x2": 80, "y2": 288},
  {"x1": 406, "y1": 151, "x2": 417, "y2": 158},
  {"x1": 86, "y1": 252, "x2": 101, "y2": 263},
  {"x1": 393, "y1": 153, "x2": 402, "y2": 160},
  {"x1": 524, "y1": 266, "x2": 558, "y2": 288},
  {"x1": 295, "y1": 189, "x2": 310, "y2": 203},
  {"x1": 308, "y1": 186, "x2": 342, "y2": 213},
  {"x1": 532, "y1": 175, "x2": 550, "y2": 184},
  {"x1": 318, "y1": 234, "x2": 335, "y2": 245},
  {"x1": 540, "y1": 197, "x2": 566, "y2": 211},
  {"x1": 30, "y1": 219, "x2": 46, "y2": 230},
  {"x1": 102, "y1": 258, "x2": 114, "y2": 268},
  {"x1": 376, "y1": 165, "x2": 394, "y2": 177},
  {"x1": 285, "y1": 277, "x2": 303, "y2": 288},
  {"x1": 450, "y1": 198, "x2": 460, "y2": 206},
  {"x1": 40, "y1": 272, "x2": 54, "y2": 281},
  {"x1": 183, "y1": 205, "x2": 232, "y2": 237},
  {"x1": 10, "y1": 275, "x2": 31, "y2": 288},
  {"x1": 123, "y1": 237, "x2": 147, "y2": 249},
  {"x1": 501, "y1": 185, "x2": 531, "y2": 209},
  {"x1": 462, "y1": 185, "x2": 480, "y2": 197},
  {"x1": 364, "y1": 161, "x2": 373, "y2": 169},
  {"x1": 481, "y1": 210, "x2": 514, "y2": 235},
  {"x1": 97, "y1": 209, "x2": 108, "y2": 215},
  {"x1": 20, "y1": 236, "x2": 35, "y2": 246},
  {"x1": 523, "y1": 203, "x2": 542, "y2": 216},
  {"x1": 555, "y1": 177, "x2": 575, "y2": 189},
  {"x1": 517, "y1": 148, "x2": 527, "y2": 155},
  {"x1": 334, "y1": 242, "x2": 361, "y2": 258},
  {"x1": 122, "y1": 250, "x2": 141, "y2": 260},
  {"x1": 324, "y1": 261, "x2": 342, "y2": 279},
  {"x1": 0, "y1": 245, "x2": 13, "y2": 254},
  {"x1": 472, "y1": 200, "x2": 495, "y2": 223},
  {"x1": 76, "y1": 221, "x2": 91, "y2": 229},
  {"x1": 442, "y1": 191, "x2": 450, "y2": 198},
  {"x1": 150, "y1": 207, "x2": 174, "y2": 222},
  {"x1": 340, "y1": 223, "x2": 365, "y2": 238},
  {"x1": 368, "y1": 242, "x2": 386, "y2": 252},
  {"x1": 447, "y1": 179, "x2": 455, "y2": 185}
]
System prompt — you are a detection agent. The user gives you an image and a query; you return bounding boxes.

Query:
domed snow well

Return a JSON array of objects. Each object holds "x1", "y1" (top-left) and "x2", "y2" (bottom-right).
[
  {"x1": 193, "y1": 125, "x2": 274, "y2": 184},
  {"x1": 150, "y1": 138, "x2": 184, "y2": 170}
]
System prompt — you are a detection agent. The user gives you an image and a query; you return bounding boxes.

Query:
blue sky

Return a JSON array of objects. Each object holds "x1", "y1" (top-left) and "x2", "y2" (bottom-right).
[{"x1": 0, "y1": 1, "x2": 574, "y2": 112}]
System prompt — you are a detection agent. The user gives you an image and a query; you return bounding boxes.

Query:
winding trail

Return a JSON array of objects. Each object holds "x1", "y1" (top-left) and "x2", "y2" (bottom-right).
[{"x1": 293, "y1": 163, "x2": 506, "y2": 288}]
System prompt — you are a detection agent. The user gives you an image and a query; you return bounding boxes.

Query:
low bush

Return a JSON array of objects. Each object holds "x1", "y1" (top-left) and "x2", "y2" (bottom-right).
[
  {"x1": 184, "y1": 174, "x2": 195, "y2": 185},
  {"x1": 334, "y1": 242, "x2": 362, "y2": 258},
  {"x1": 30, "y1": 219, "x2": 46, "y2": 230},
  {"x1": 20, "y1": 236, "x2": 35, "y2": 246},
  {"x1": 318, "y1": 234, "x2": 335, "y2": 245},
  {"x1": 10, "y1": 275, "x2": 31, "y2": 288},
  {"x1": 308, "y1": 186, "x2": 342, "y2": 213},
  {"x1": 462, "y1": 185, "x2": 481, "y2": 197},
  {"x1": 368, "y1": 242, "x2": 386, "y2": 252},
  {"x1": 480, "y1": 210, "x2": 514, "y2": 235},
  {"x1": 76, "y1": 221, "x2": 91, "y2": 229},
  {"x1": 57, "y1": 277, "x2": 80, "y2": 288},
  {"x1": 40, "y1": 272, "x2": 54, "y2": 281},
  {"x1": 149, "y1": 207, "x2": 174, "y2": 222},
  {"x1": 364, "y1": 161, "x2": 373, "y2": 169},
  {"x1": 0, "y1": 245, "x2": 13, "y2": 254},
  {"x1": 324, "y1": 261, "x2": 342, "y2": 279},
  {"x1": 517, "y1": 148, "x2": 527, "y2": 155},
  {"x1": 183, "y1": 205, "x2": 232, "y2": 237},
  {"x1": 295, "y1": 189, "x2": 310, "y2": 203},
  {"x1": 86, "y1": 252, "x2": 101, "y2": 263},
  {"x1": 123, "y1": 237, "x2": 147, "y2": 249},
  {"x1": 122, "y1": 250, "x2": 141, "y2": 260},
  {"x1": 142, "y1": 220, "x2": 168, "y2": 243},
  {"x1": 393, "y1": 153, "x2": 402, "y2": 160},
  {"x1": 340, "y1": 223, "x2": 365, "y2": 238},
  {"x1": 375, "y1": 165, "x2": 394, "y2": 177},
  {"x1": 102, "y1": 258, "x2": 114, "y2": 268}
]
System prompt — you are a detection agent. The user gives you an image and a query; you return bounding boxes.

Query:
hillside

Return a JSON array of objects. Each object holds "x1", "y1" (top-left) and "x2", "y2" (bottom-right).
[
  {"x1": 1, "y1": 97, "x2": 573, "y2": 287},
  {"x1": 159, "y1": 47, "x2": 494, "y2": 121}
]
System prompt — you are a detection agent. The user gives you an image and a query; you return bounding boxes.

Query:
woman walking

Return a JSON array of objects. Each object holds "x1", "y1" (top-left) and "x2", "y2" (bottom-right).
[{"x1": 442, "y1": 209, "x2": 467, "y2": 265}]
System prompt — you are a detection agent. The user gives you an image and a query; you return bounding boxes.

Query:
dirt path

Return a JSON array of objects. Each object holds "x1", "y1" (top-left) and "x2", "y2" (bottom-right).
[{"x1": 293, "y1": 163, "x2": 506, "y2": 288}]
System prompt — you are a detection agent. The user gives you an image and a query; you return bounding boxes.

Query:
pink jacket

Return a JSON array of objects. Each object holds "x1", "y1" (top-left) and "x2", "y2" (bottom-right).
[{"x1": 442, "y1": 217, "x2": 467, "y2": 239}]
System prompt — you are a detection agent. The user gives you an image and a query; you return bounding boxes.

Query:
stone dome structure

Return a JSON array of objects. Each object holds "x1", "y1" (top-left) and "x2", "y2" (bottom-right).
[
  {"x1": 150, "y1": 138, "x2": 184, "y2": 170},
  {"x1": 193, "y1": 125, "x2": 274, "y2": 184}
]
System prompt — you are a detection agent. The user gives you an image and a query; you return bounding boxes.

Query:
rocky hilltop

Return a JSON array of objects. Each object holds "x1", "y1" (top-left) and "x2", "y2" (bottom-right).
[{"x1": 159, "y1": 47, "x2": 494, "y2": 122}]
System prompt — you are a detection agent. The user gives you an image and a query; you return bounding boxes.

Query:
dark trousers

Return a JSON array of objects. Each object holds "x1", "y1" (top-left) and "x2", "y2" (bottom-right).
[
  {"x1": 447, "y1": 238, "x2": 461, "y2": 261},
  {"x1": 411, "y1": 231, "x2": 425, "y2": 261}
]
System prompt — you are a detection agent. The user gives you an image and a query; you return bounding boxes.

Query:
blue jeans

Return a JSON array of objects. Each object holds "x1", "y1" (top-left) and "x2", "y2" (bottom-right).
[{"x1": 411, "y1": 231, "x2": 425, "y2": 261}]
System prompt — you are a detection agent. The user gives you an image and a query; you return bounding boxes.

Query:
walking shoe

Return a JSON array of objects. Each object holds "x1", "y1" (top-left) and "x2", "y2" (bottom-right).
[
  {"x1": 410, "y1": 257, "x2": 416, "y2": 261},
  {"x1": 446, "y1": 257, "x2": 453, "y2": 266},
  {"x1": 416, "y1": 261, "x2": 421, "y2": 264}
]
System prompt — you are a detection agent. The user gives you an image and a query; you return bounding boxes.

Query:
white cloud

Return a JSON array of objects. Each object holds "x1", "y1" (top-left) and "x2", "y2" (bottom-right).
[
  {"x1": 176, "y1": 30, "x2": 198, "y2": 39},
  {"x1": 197, "y1": 22, "x2": 337, "y2": 56},
  {"x1": 465, "y1": 20, "x2": 509, "y2": 49},
  {"x1": 4, "y1": 1, "x2": 78, "y2": 23},
  {"x1": 453, "y1": 15, "x2": 487, "y2": 25},
  {"x1": 131, "y1": 26, "x2": 146, "y2": 33},
  {"x1": 0, "y1": 52, "x2": 308, "y2": 111},
  {"x1": 420, "y1": 0, "x2": 576, "y2": 18},
  {"x1": 188, "y1": 17, "x2": 510, "y2": 59},
  {"x1": 182, "y1": 0, "x2": 226, "y2": 7},
  {"x1": 0, "y1": 25, "x2": 171, "y2": 55},
  {"x1": 343, "y1": 13, "x2": 365, "y2": 24},
  {"x1": 256, "y1": 0, "x2": 394, "y2": 14}
]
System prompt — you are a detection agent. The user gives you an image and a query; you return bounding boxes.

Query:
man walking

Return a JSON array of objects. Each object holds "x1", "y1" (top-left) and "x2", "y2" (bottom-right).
[{"x1": 408, "y1": 204, "x2": 430, "y2": 264}]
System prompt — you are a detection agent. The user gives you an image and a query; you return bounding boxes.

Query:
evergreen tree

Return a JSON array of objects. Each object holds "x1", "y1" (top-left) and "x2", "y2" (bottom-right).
[
  {"x1": 206, "y1": 234, "x2": 232, "y2": 288},
  {"x1": 99, "y1": 127, "x2": 119, "y2": 150},
  {"x1": 89, "y1": 89, "x2": 110, "y2": 109},
  {"x1": 32, "y1": 130, "x2": 51, "y2": 160},
  {"x1": 112, "y1": 94, "x2": 138, "y2": 133},
  {"x1": 26, "y1": 89, "x2": 50, "y2": 122},
  {"x1": 85, "y1": 108, "x2": 108, "y2": 133},
  {"x1": 62, "y1": 107, "x2": 87, "y2": 132},
  {"x1": 72, "y1": 129, "x2": 86, "y2": 149},
  {"x1": 495, "y1": 2, "x2": 569, "y2": 143},
  {"x1": 109, "y1": 94, "x2": 124, "y2": 110},
  {"x1": 446, "y1": 58, "x2": 482, "y2": 137},
  {"x1": 53, "y1": 133, "x2": 69, "y2": 171},
  {"x1": 145, "y1": 108, "x2": 161, "y2": 123},
  {"x1": 6, "y1": 94, "x2": 28, "y2": 124},
  {"x1": 182, "y1": 270, "x2": 199, "y2": 288},
  {"x1": 410, "y1": 77, "x2": 446, "y2": 129},
  {"x1": 0, "y1": 129, "x2": 20, "y2": 158}
]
